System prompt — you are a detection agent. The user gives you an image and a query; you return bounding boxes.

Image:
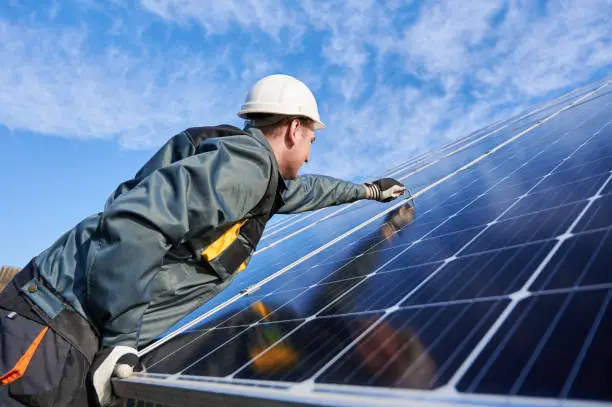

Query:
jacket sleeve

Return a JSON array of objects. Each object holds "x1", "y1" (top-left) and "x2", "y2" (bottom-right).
[
  {"x1": 277, "y1": 174, "x2": 368, "y2": 214},
  {"x1": 88, "y1": 136, "x2": 272, "y2": 348}
]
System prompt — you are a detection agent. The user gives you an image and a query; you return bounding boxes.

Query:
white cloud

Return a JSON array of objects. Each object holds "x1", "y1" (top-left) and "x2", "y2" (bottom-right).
[
  {"x1": 399, "y1": 1, "x2": 504, "y2": 75},
  {"x1": 468, "y1": 0, "x2": 612, "y2": 96},
  {"x1": 0, "y1": 20, "x2": 244, "y2": 148}
]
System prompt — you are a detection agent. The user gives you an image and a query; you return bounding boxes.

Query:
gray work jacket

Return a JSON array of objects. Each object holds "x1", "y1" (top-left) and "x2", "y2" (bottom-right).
[{"x1": 30, "y1": 126, "x2": 366, "y2": 348}]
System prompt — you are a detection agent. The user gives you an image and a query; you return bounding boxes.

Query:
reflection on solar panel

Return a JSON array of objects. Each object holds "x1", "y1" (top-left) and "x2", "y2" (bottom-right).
[{"x1": 115, "y1": 79, "x2": 612, "y2": 407}]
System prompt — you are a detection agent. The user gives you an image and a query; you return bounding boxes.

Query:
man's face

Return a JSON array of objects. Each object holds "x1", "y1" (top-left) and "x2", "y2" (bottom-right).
[{"x1": 284, "y1": 120, "x2": 315, "y2": 179}]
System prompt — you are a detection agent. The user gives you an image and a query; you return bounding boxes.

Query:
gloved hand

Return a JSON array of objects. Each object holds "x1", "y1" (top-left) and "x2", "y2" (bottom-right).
[
  {"x1": 364, "y1": 178, "x2": 406, "y2": 202},
  {"x1": 90, "y1": 346, "x2": 139, "y2": 407}
]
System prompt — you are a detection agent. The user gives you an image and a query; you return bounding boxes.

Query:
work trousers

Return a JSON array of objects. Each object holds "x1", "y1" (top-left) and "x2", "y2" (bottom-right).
[{"x1": 0, "y1": 262, "x2": 100, "y2": 407}]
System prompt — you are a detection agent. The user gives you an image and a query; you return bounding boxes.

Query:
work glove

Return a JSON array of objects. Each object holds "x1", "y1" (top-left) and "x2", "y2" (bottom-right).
[
  {"x1": 90, "y1": 346, "x2": 139, "y2": 407},
  {"x1": 364, "y1": 178, "x2": 406, "y2": 202}
]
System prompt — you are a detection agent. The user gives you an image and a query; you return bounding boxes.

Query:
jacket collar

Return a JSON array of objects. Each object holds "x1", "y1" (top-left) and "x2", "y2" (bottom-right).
[{"x1": 244, "y1": 126, "x2": 287, "y2": 193}]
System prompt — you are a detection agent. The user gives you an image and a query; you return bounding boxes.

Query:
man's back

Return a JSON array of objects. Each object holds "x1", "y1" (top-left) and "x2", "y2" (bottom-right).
[{"x1": 33, "y1": 127, "x2": 278, "y2": 348}]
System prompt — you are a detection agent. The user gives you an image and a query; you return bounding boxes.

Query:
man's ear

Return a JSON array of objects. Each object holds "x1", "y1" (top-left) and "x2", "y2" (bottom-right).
[{"x1": 286, "y1": 119, "x2": 300, "y2": 147}]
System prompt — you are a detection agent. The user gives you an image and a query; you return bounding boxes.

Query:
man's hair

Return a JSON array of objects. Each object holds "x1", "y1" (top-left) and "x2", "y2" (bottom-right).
[{"x1": 245, "y1": 113, "x2": 313, "y2": 135}]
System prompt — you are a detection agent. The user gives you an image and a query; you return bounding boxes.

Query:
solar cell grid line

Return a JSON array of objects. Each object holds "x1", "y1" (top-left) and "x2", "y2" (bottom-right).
[
  {"x1": 137, "y1": 82, "x2": 607, "y2": 360},
  {"x1": 520, "y1": 171, "x2": 612, "y2": 291},
  {"x1": 510, "y1": 89, "x2": 583, "y2": 124},
  {"x1": 216, "y1": 288, "x2": 308, "y2": 328},
  {"x1": 443, "y1": 168, "x2": 612, "y2": 392},
  {"x1": 142, "y1": 219, "x2": 388, "y2": 369},
  {"x1": 505, "y1": 105, "x2": 612, "y2": 154},
  {"x1": 438, "y1": 124, "x2": 498, "y2": 151},
  {"x1": 302, "y1": 176, "x2": 496, "y2": 267},
  {"x1": 509, "y1": 95, "x2": 583, "y2": 126},
  {"x1": 570, "y1": 89, "x2": 612, "y2": 113},
  {"x1": 204, "y1": 103, "x2": 603, "y2": 382}
]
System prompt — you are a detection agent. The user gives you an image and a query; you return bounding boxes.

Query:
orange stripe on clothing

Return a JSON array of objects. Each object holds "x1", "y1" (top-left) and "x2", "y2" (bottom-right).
[{"x1": 0, "y1": 326, "x2": 49, "y2": 386}]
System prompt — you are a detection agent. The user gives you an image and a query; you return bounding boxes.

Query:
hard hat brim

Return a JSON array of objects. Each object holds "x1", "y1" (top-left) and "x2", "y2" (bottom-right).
[{"x1": 238, "y1": 107, "x2": 326, "y2": 130}]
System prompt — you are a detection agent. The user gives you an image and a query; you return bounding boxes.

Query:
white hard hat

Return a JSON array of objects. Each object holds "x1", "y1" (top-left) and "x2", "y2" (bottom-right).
[{"x1": 238, "y1": 74, "x2": 326, "y2": 130}]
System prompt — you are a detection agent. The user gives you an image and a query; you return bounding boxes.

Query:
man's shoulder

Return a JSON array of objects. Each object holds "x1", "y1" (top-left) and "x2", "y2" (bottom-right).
[{"x1": 196, "y1": 126, "x2": 270, "y2": 155}]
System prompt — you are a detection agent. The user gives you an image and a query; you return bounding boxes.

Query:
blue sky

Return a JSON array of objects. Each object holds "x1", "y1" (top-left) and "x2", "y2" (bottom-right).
[{"x1": 0, "y1": 0, "x2": 610, "y2": 267}]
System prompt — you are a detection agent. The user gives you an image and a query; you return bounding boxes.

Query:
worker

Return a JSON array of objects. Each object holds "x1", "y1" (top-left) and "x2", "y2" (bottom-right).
[{"x1": 0, "y1": 74, "x2": 406, "y2": 407}]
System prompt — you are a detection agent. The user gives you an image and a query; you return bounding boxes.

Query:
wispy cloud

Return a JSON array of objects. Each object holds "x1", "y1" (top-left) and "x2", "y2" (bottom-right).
[
  {"x1": 0, "y1": 18, "x2": 241, "y2": 148},
  {"x1": 0, "y1": 0, "x2": 610, "y2": 180}
]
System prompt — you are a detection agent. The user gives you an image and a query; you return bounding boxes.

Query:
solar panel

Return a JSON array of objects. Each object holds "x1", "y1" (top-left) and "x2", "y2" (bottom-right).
[{"x1": 115, "y1": 79, "x2": 612, "y2": 406}]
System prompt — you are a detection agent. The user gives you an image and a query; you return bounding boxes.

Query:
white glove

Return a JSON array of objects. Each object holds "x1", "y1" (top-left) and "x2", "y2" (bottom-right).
[
  {"x1": 90, "y1": 346, "x2": 139, "y2": 406},
  {"x1": 364, "y1": 178, "x2": 406, "y2": 202}
]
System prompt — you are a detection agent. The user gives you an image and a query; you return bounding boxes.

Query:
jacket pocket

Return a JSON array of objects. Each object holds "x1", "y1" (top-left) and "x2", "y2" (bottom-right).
[{"x1": 0, "y1": 309, "x2": 73, "y2": 406}]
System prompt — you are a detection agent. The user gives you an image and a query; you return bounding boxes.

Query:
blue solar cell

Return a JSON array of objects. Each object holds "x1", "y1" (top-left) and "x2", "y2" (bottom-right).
[
  {"x1": 500, "y1": 174, "x2": 607, "y2": 219},
  {"x1": 426, "y1": 204, "x2": 503, "y2": 238},
  {"x1": 461, "y1": 202, "x2": 585, "y2": 254},
  {"x1": 316, "y1": 299, "x2": 508, "y2": 389},
  {"x1": 556, "y1": 154, "x2": 612, "y2": 179},
  {"x1": 386, "y1": 226, "x2": 485, "y2": 267},
  {"x1": 317, "y1": 263, "x2": 441, "y2": 315},
  {"x1": 457, "y1": 289, "x2": 612, "y2": 400},
  {"x1": 574, "y1": 194, "x2": 612, "y2": 232},
  {"x1": 531, "y1": 229, "x2": 612, "y2": 290},
  {"x1": 184, "y1": 320, "x2": 304, "y2": 377},
  {"x1": 401, "y1": 241, "x2": 556, "y2": 306},
  {"x1": 143, "y1": 326, "x2": 248, "y2": 374},
  {"x1": 232, "y1": 316, "x2": 381, "y2": 382},
  {"x1": 217, "y1": 288, "x2": 308, "y2": 328}
]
